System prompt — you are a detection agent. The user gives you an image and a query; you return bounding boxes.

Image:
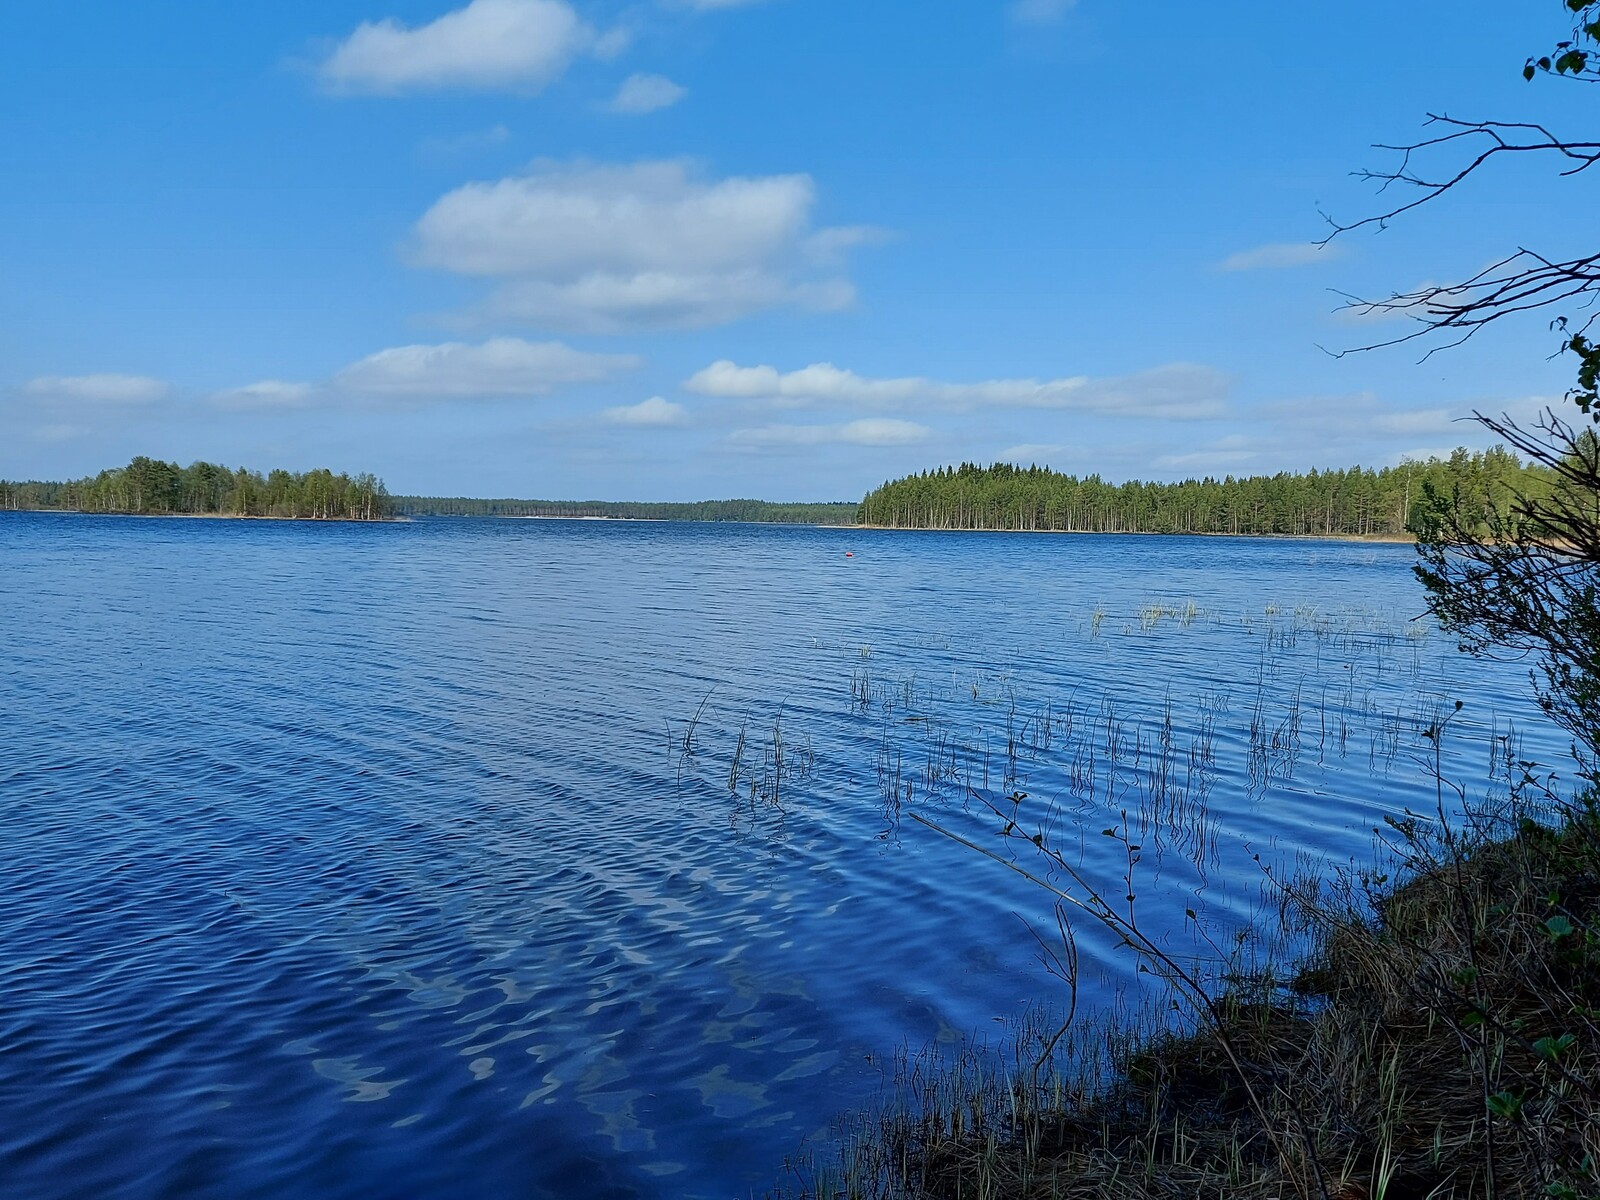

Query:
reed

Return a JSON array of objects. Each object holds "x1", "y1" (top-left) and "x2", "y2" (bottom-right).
[
  {"x1": 772, "y1": 753, "x2": 1600, "y2": 1200},
  {"x1": 752, "y1": 598, "x2": 1598, "y2": 1199}
]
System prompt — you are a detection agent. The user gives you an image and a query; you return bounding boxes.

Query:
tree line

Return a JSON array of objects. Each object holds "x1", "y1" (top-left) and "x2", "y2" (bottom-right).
[
  {"x1": 391, "y1": 496, "x2": 858, "y2": 524},
  {"x1": 1, "y1": 447, "x2": 1557, "y2": 535},
  {"x1": 857, "y1": 448, "x2": 1542, "y2": 536},
  {"x1": 0, "y1": 457, "x2": 392, "y2": 520}
]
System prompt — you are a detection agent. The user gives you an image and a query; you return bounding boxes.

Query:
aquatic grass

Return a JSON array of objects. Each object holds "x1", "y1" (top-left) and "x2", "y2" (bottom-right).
[
  {"x1": 729, "y1": 720, "x2": 747, "y2": 795},
  {"x1": 773, "y1": 744, "x2": 1600, "y2": 1200},
  {"x1": 756, "y1": 600, "x2": 1598, "y2": 1199}
]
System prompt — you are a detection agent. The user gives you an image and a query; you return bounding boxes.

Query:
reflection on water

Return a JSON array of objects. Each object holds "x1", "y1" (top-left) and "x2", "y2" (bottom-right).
[{"x1": 0, "y1": 514, "x2": 1562, "y2": 1198}]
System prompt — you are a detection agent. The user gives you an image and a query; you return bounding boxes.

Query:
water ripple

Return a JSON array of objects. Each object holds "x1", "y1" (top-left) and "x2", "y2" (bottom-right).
[{"x1": 0, "y1": 514, "x2": 1566, "y2": 1198}]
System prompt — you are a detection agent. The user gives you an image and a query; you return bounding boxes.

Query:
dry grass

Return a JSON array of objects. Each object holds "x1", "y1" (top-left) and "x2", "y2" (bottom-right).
[{"x1": 779, "y1": 792, "x2": 1600, "y2": 1200}]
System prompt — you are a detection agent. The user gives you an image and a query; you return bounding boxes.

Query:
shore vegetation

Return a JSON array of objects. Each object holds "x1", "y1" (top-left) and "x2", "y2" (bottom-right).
[
  {"x1": 1, "y1": 457, "x2": 392, "y2": 520},
  {"x1": 778, "y1": 5, "x2": 1600, "y2": 1195},
  {"x1": 784, "y1": 787, "x2": 1599, "y2": 1200},
  {"x1": 857, "y1": 450, "x2": 1540, "y2": 537}
]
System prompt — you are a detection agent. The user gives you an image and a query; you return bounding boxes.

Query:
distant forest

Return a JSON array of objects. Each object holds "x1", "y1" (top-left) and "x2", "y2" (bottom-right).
[
  {"x1": 0, "y1": 457, "x2": 392, "y2": 520},
  {"x1": 1, "y1": 446, "x2": 1552, "y2": 535},
  {"x1": 391, "y1": 496, "x2": 858, "y2": 524},
  {"x1": 858, "y1": 448, "x2": 1539, "y2": 536}
]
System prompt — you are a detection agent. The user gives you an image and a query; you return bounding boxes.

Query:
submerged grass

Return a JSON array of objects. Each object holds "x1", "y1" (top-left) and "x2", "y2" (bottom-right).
[
  {"x1": 737, "y1": 602, "x2": 1595, "y2": 1198},
  {"x1": 777, "y1": 783, "x2": 1600, "y2": 1200}
]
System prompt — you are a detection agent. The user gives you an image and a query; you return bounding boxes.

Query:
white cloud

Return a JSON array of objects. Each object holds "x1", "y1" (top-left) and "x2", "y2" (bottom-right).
[
  {"x1": 486, "y1": 272, "x2": 851, "y2": 335},
  {"x1": 22, "y1": 374, "x2": 168, "y2": 404},
  {"x1": 1154, "y1": 434, "x2": 1259, "y2": 472},
  {"x1": 1155, "y1": 447, "x2": 1261, "y2": 471},
  {"x1": 604, "y1": 396, "x2": 687, "y2": 426},
  {"x1": 686, "y1": 360, "x2": 1230, "y2": 419},
  {"x1": 318, "y1": 0, "x2": 603, "y2": 94},
  {"x1": 212, "y1": 380, "x2": 316, "y2": 411},
  {"x1": 411, "y1": 159, "x2": 867, "y2": 332},
  {"x1": 1254, "y1": 394, "x2": 1482, "y2": 444},
  {"x1": 608, "y1": 73, "x2": 686, "y2": 114},
  {"x1": 332, "y1": 337, "x2": 640, "y2": 399},
  {"x1": 34, "y1": 424, "x2": 86, "y2": 443},
  {"x1": 1370, "y1": 407, "x2": 1460, "y2": 436},
  {"x1": 730, "y1": 419, "x2": 932, "y2": 449},
  {"x1": 416, "y1": 161, "x2": 813, "y2": 277},
  {"x1": 1009, "y1": 0, "x2": 1077, "y2": 25},
  {"x1": 997, "y1": 442, "x2": 1071, "y2": 465},
  {"x1": 803, "y1": 225, "x2": 893, "y2": 265},
  {"x1": 1219, "y1": 241, "x2": 1341, "y2": 272}
]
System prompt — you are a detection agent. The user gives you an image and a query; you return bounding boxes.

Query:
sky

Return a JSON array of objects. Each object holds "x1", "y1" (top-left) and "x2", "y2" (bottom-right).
[{"x1": 1, "y1": 0, "x2": 1594, "y2": 500}]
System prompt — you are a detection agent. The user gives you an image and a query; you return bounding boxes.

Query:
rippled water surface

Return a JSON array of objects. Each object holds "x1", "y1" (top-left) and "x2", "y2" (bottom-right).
[{"x1": 0, "y1": 513, "x2": 1566, "y2": 1198}]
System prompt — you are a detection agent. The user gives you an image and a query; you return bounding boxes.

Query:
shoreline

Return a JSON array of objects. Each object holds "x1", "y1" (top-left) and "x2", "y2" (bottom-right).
[
  {"x1": 2, "y1": 508, "x2": 408, "y2": 524},
  {"x1": 4, "y1": 508, "x2": 1415, "y2": 541},
  {"x1": 496, "y1": 514, "x2": 670, "y2": 523},
  {"x1": 784, "y1": 809, "x2": 1599, "y2": 1197},
  {"x1": 826, "y1": 523, "x2": 1417, "y2": 543}
]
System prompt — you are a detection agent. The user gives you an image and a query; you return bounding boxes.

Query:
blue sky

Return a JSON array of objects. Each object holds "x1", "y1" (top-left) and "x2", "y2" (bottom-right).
[{"x1": 1, "y1": 0, "x2": 1592, "y2": 499}]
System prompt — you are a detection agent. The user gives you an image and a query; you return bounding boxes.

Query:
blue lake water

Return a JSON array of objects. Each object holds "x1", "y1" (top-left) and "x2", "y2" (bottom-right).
[{"x1": 0, "y1": 513, "x2": 1569, "y2": 1199}]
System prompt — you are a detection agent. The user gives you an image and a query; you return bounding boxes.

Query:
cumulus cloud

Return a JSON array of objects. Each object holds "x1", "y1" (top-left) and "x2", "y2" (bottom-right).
[
  {"x1": 211, "y1": 380, "x2": 316, "y2": 410},
  {"x1": 1218, "y1": 241, "x2": 1341, "y2": 272},
  {"x1": 685, "y1": 360, "x2": 1230, "y2": 419},
  {"x1": 1155, "y1": 447, "x2": 1261, "y2": 471},
  {"x1": 411, "y1": 159, "x2": 867, "y2": 332},
  {"x1": 1254, "y1": 394, "x2": 1482, "y2": 444},
  {"x1": 608, "y1": 73, "x2": 686, "y2": 114},
  {"x1": 604, "y1": 396, "x2": 687, "y2": 426},
  {"x1": 332, "y1": 337, "x2": 639, "y2": 399},
  {"x1": 997, "y1": 442, "x2": 1072, "y2": 465},
  {"x1": 804, "y1": 225, "x2": 893, "y2": 265},
  {"x1": 416, "y1": 161, "x2": 813, "y2": 276},
  {"x1": 318, "y1": 0, "x2": 609, "y2": 94},
  {"x1": 1154, "y1": 435, "x2": 1259, "y2": 472},
  {"x1": 487, "y1": 273, "x2": 852, "y2": 334},
  {"x1": 34, "y1": 424, "x2": 86, "y2": 443},
  {"x1": 1009, "y1": 0, "x2": 1077, "y2": 25},
  {"x1": 1370, "y1": 407, "x2": 1461, "y2": 436},
  {"x1": 729, "y1": 419, "x2": 932, "y2": 449},
  {"x1": 22, "y1": 374, "x2": 168, "y2": 404}
]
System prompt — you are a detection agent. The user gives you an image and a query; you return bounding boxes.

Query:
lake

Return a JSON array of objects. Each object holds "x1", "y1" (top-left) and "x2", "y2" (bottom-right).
[{"x1": 0, "y1": 513, "x2": 1567, "y2": 1199}]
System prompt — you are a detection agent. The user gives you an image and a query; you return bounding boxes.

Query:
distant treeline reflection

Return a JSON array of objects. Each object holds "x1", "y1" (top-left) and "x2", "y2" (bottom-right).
[
  {"x1": 391, "y1": 496, "x2": 859, "y2": 524},
  {"x1": 860, "y1": 448, "x2": 1538, "y2": 536},
  {"x1": 0, "y1": 457, "x2": 391, "y2": 520}
]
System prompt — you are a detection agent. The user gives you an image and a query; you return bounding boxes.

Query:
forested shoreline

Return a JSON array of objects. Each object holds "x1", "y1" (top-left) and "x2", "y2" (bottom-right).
[
  {"x1": 858, "y1": 448, "x2": 1539, "y2": 536},
  {"x1": 2, "y1": 446, "x2": 1550, "y2": 535},
  {"x1": 0, "y1": 457, "x2": 392, "y2": 520},
  {"x1": 390, "y1": 496, "x2": 858, "y2": 523}
]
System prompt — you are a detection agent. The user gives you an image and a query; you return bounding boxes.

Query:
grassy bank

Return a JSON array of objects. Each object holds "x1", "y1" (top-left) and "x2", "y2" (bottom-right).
[{"x1": 785, "y1": 790, "x2": 1599, "y2": 1199}]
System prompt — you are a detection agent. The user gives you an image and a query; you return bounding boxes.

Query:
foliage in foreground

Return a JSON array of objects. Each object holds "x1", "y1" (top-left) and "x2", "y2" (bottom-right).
[
  {"x1": 0, "y1": 457, "x2": 391, "y2": 520},
  {"x1": 783, "y1": 788, "x2": 1600, "y2": 1200}
]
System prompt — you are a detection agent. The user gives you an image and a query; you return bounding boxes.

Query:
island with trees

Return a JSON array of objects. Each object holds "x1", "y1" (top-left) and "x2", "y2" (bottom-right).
[
  {"x1": 0, "y1": 457, "x2": 392, "y2": 520},
  {"x1": 7, "y1": 446, "x2": 1558, "y2": 539},
  {"x1": 856, "y1": 448, "x2": 1542, "y2": 537}
]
